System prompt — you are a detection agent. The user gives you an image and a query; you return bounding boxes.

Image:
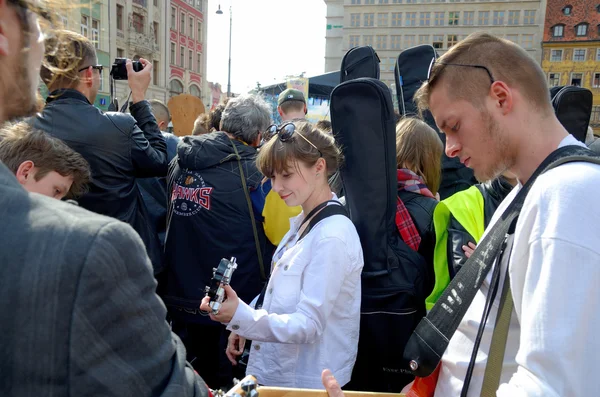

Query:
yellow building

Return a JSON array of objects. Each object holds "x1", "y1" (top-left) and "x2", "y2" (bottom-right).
[
  {"x1": 541, "y1": 0, "x2": 600, "y2": 136},
  {"x1": 541, "y1": 42, "x2": 600, "y2": 135}
]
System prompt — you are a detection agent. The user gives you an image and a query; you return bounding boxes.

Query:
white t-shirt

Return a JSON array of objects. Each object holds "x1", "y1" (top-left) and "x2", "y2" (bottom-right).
[{"x1": 436, "y1": 135, "x2": 600, "y2": 396}]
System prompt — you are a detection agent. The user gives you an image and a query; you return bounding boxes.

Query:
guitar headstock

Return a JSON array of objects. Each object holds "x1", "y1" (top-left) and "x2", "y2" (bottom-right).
[
  {"x1": 204, "y1": 257, "x2": 238, "y2": 315},
  {"x1": 221, "y1": 375, "x2": 259, "y2": 397}
]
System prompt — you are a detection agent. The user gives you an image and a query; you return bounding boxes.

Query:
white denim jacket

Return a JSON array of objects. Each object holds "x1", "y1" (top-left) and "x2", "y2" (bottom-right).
[{"x1": 227, "y1": 198, "x2": 364, "y2": 389}]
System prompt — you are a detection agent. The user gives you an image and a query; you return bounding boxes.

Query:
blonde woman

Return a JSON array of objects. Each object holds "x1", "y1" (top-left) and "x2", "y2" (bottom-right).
[{"x1": 395, "y1": 117, "x2": 443, "y2": 297}]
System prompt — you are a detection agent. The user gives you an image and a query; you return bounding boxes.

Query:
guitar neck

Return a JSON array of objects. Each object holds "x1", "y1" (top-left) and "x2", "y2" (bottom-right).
[{"x1": 224, "y1": 375, "x2": 404, "y2": 397}]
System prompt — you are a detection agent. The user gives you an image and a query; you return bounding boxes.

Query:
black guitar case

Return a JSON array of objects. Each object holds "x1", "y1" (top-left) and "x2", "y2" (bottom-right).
[
  {"x1": 340, "y1": 46, "x2": 380, "y2": 83},
  {"x1": 395, "y1": 44, "x2": 476, "y2": 199},
  {"x1": 330, "y1": 78, "x2": 429, "y2": 392},
  {"x1": 330, "y1": 46, "x2": 382, "y2": 196},
  {"x1": 550, "y1": 85, "x2": 592, "y2": 143}
]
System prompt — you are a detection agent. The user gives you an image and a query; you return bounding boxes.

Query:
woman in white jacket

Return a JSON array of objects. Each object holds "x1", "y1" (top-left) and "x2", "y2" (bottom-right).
[{"x1": 200, "y1": 121, "x2": 363, "y2": 389}]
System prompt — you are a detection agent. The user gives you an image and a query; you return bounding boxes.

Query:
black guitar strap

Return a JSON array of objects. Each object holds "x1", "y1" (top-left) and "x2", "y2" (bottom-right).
[{"x1": 404, "y1": 145, "x2": 600, "y2": 379}]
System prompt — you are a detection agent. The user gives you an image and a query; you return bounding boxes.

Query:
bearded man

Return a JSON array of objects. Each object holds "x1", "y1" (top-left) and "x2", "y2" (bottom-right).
[{"x1": 0, "y1": 2, "x2": 208, "y2": 395}]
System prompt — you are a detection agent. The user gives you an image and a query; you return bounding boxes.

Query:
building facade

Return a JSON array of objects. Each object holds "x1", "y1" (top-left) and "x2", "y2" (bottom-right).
[
  {"x1": 48, "y1": 1, "x2": 113, "y2": 110},
  {"x1": 324, "y1": 0, "x2": 548, "y2": 98},
  {"x1": 111, "y1": 0, "x2": 169, "y2": 107},
  {"x1": 541, "y1": 0, "x2": 600, "y2": 134},
  {"x1": 168, "y1": 0, "x2": 208, "y2": 105},
  {"x1": 41, "y1": 1, "x2": 211, "y2": 113}
]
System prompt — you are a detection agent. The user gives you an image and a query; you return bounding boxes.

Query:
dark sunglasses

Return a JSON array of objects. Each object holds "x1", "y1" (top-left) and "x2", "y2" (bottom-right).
[
  {"x1": 78, "y1": 65, "x2": 104, "y2": 73},
  {"x1": 266, "y1": 123, "x2": 322, "y2": 157},
  {"x1": 427, "y1": 58, "x2": 495, "y2": 85}
]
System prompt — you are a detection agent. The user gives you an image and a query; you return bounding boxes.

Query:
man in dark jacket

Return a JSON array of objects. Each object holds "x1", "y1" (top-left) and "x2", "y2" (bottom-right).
[
  {"x1": 0, "y1": 3, "x2": 207, "y2": 395},
  {"x1": 138, "y1": 100, "x2": 180, "y2": 250},
  {"x1": 164, "y1": 94, "x2": 273, "y2": 388},
  {"x1": 33, "y1": 30, "x2": 167, "y2": 273}
]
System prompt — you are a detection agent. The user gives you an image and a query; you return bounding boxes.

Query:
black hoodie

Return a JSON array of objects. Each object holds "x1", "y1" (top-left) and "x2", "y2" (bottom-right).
[{"x1": 163, "y1": 131, "x2": 272, "y2": 324}]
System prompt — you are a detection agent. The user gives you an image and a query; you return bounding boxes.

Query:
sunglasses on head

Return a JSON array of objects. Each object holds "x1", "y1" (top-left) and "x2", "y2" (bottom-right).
[
  {"x1": 266, "y1": 122, "x2": 322, "y2": 157},
  {"x1": 427, "y1": 58, "x2": 495, "y2": 85},
  {"x1": 78, "y1": 65, "x2": 104, "y2": 73}
]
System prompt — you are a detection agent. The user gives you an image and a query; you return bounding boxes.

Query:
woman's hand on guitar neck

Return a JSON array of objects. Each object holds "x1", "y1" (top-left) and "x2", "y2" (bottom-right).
[
  {"x1": 322, "y1": 369, "x2": 344, "y2": 397},
  {"x1": 226, "y1": 332, "x2": 246, "y2": 365},
  {"x1": 199, "y1": 284, "x2": 240, "y2": 323}
]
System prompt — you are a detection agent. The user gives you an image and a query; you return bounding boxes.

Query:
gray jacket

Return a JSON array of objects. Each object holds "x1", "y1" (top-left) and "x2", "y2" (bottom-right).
[{"x1": 0, "y1": 163, "x2": 207, "y2": 397}]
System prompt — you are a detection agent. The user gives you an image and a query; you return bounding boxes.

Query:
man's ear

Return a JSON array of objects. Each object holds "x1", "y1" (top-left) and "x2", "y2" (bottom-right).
[
  {"x1": 304, "y1": 104, "x2": 307, "y2": 115},
  {"x1": 490, "y1": 81, "x2": 513, "y2": 115},
  {"x1": 158, "y1": 120, "x2": 167, "y2": 130},
  {"x1": 252, "y1": 132, "x2": 262, "y2": 147},
  {"x1": 277, "y1": 106, "x2": 284, "y2": 118},
  {"x1": 83, "y1": 67, "x2": 94, "y2": 87},
  {"x1": 15, "y1": 161, "x2": 35, "y2": 184}
]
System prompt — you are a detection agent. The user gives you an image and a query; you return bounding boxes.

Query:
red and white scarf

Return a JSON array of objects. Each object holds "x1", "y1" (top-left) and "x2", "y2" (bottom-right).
[{"x1": 395, "y1": 169, "x2": 435, "y2": 251}]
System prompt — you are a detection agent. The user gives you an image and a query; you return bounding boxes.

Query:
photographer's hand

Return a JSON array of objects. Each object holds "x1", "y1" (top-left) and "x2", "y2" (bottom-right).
[{"x1": 126, "y1": 58, "x2": 152, "y2": 104}]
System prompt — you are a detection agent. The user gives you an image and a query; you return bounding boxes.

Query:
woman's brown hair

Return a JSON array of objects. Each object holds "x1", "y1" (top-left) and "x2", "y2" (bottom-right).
[
  {"x1": 396, "y1": 118, "x2": 443, "y2": 195},
  {"x1": 257, "y1": 121, "x2": 342, "y2": 179}
]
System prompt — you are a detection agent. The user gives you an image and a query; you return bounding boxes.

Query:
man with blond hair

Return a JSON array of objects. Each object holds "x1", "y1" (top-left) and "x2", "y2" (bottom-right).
[
  {"x1": 324, "y1": 31, "x2": 600, "y2": 396},
  {"x1": 34, "y1": 29, "x2": 167, "y2": 273}
]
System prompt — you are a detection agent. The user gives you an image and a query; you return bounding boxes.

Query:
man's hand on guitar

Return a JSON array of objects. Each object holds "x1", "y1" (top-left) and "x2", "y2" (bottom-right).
[
  {"x1": 322, "y1": 369, "x2": 345, "y2": 397},
  {"x1": 199, "y1": 284, "x2": 240, "y2": 323},
  {"x1": 226, "y1": 332, "x2": 246, "y2": 365}
]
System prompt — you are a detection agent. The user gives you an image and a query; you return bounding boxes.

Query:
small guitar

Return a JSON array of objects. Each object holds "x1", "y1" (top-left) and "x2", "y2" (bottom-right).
[{"x1": 204, "y1": 257, "x2": 237, "y2": 315}]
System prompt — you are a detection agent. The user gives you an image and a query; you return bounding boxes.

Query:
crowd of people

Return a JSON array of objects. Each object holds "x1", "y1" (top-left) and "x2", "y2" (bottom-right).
[{"x1": 1, "y1": 2, "x2": 600, "y2": 396}]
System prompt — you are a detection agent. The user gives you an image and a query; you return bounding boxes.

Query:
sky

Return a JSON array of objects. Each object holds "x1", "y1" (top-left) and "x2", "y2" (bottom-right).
[{"x1": 206, "y1": 0, "x2": 327, "y2": 94}]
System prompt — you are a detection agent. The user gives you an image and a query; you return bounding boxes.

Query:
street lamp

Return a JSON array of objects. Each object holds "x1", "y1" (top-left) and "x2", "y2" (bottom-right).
[{"x1": 216, "y1": 3, "x2": 232, "y2": 98}]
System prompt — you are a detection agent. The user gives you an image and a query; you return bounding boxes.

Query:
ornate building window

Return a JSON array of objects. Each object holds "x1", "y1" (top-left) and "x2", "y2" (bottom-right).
[
  {"x1": 132, "y1": 13, "x2": 144, "y2": 34},
  {"x1": 552, "y1": 24, "x2": 564, "y2": 37},
  {"x1": 575, "y1": 23, "x2": 588, "y2": 36},
  {"x1": 170, "y1": 80, "x2": 184, "y2": 96}
]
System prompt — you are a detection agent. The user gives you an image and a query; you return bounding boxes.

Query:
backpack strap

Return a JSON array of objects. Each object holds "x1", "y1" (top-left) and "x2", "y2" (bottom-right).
[
  {"x1": 228, "y1": 139, "x2": 266, "y2": 281},
  {"x1": 404, "y1": 145, "x2": 600, "y2": 378}
]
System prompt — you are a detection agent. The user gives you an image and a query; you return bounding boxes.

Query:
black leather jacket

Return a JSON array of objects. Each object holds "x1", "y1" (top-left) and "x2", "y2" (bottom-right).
[
  {"x1": 33, "y1": 89, "x2": 167, "y2": 273},
  {"x1": 447, "y1": 176, "x2": 514, "y2": 277}
]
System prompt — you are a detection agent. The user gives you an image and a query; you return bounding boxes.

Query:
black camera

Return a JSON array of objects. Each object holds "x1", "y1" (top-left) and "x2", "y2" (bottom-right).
[{"x1": 110, "y1": 58, "x2": 143, "y2": 80}]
